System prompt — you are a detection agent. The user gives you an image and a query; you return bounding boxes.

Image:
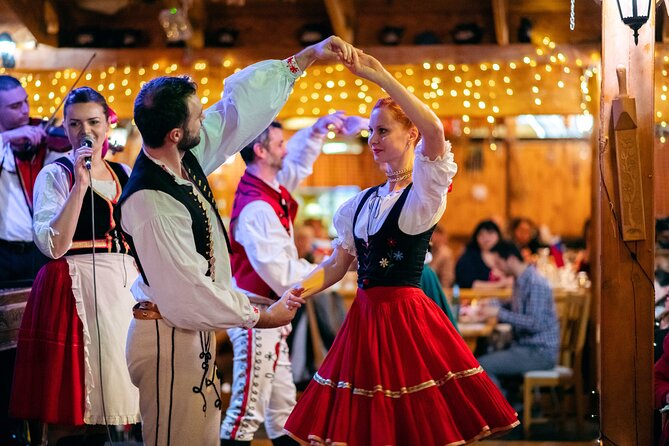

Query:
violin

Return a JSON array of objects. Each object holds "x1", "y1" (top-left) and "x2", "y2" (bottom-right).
[
  {"x1": 9, "y1": 118, "x2": 71, "y2": 161},
  {"x1": 15, "y1": 53, "x2": 99, "y2": 158},
  {"x1": 25, "y1": 117, "x2": 71, "y2": 152},
  {"x1": 22, "y1": 115, "x2": 121, "y2": 158}
]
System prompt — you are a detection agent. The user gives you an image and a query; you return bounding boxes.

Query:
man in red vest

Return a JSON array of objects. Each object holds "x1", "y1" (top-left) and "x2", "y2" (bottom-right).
[{"x1": 221, "y1": 112, "x2": 367, "y2": 446}]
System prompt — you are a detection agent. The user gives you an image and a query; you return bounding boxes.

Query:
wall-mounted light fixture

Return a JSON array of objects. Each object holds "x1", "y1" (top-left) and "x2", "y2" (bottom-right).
[{"x1": 615, "y1": 0, "x2": 651, "y2": 45}]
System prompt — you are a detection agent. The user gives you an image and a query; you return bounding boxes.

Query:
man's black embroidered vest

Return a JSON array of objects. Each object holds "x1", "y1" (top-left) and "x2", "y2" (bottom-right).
[
  {"x1": 353, "y1": 184, "x2": 435, "y2": 289},
  {"x1": 54, "y1": 157, "x2": 129, "y2": 255},
  {"x1": 116, "y1": 150, "x2": 231, "y2": 286}
]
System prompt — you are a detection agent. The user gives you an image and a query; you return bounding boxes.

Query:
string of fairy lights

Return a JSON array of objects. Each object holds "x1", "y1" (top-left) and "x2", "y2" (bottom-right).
[
  {"x1": 658, "y1": 54, "x2": 669, "y2": 144},
  {"x1": 0, "y1": 35, "x2": 643, "y2": 142}
]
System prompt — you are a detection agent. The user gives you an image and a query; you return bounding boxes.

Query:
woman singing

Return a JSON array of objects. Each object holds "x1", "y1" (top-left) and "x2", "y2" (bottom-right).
[{"x1": 10, "y1": 87, "x2": 140, "y2": 445}]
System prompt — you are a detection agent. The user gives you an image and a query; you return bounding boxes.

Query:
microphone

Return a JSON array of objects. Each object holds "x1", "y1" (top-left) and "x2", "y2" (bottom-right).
[{"x1": 81, "y1": 135, "x2": 94, "y2": 170}]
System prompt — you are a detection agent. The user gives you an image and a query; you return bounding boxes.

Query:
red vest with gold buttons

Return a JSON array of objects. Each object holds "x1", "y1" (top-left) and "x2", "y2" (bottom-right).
[{"x1": 229, "y1": 171, "x2": 298, "y2": 300}]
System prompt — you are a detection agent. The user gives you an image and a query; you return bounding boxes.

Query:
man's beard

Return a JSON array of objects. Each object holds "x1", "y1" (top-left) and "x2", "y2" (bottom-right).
[
  {"x1": 269, "y1": 155, "x2": 284, "y2": 171},
  {"x1": 177, "y1": 128, "x2": 201, "y2": 152},
  {"x1": 272, "y1": 160, "x2": 284, "y2": 171}
]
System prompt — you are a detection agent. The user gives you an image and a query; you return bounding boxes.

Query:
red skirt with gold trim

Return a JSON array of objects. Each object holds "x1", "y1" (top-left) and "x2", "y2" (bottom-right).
[
  {"x1": 284, "y1": 286, "x2": 519, "y2": 446},
  {"x1": 10, "y1": 258, "x2": 86, "y2": 425}
]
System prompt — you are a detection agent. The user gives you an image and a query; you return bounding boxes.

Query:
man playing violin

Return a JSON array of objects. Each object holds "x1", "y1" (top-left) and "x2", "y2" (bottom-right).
[{"x1": 0, "y1": 75, "x2": 68, "y2": 287}]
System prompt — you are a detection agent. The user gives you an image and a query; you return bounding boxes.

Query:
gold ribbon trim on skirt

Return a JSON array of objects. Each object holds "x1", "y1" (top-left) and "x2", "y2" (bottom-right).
[{"x1": 312, "y1": 365, "x2": 484, "y2": 398}]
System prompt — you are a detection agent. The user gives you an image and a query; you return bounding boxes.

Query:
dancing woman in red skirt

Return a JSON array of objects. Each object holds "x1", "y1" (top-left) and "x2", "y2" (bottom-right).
[{"x1": 282, "y1": 52, "x2": 519, "y2": 446}]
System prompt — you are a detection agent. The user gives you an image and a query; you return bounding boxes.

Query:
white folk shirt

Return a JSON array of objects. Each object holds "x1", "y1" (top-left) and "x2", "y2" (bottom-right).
[
  {"x1": 121, "y1": 58, "x2": 302, "y2": 332},
  {"x1": 333, "y1": 140, "x2": 458, "y2": 255},
  {"x1": 233, "y1": 127, "x2": 324, "y2": 300},
  {"x1": 33, "y1": 159, "x2": 130, "y2": 257},
  {"x1": 0, "y1": 141, "x2": 69, "y2": 242}
]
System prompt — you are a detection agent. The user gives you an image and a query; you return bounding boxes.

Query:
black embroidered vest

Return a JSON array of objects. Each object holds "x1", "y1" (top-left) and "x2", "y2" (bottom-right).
[
  {"x1": 116, "y1": 150, "x2": 231, "y2": 286},
  {"x1": 54, "y1": 157, "x2": 129, "y2": 255},
  {"x1": 353, "y1": 184, "x2": 435, "y2": 289}
]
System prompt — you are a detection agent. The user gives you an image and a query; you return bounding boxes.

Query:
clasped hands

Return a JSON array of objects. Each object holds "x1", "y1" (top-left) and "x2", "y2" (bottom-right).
[{"x1": 280, "y1": 286, "x2": 306, "y2": 311}]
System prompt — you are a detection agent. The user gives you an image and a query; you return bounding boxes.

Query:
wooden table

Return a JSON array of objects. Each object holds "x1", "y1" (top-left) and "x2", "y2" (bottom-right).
[
  {"x1": 458, "y1": 319, "x2": 497, "y2": 352},
  {"x1": 447, "y1": 287, "x2": 513, "y2": 302},
  {"x1": 0, "y1": 287, "x2": 30, "y2": 351},
  {"x1": 448, "y1": 287, "x2": 589, "y2": 301}
]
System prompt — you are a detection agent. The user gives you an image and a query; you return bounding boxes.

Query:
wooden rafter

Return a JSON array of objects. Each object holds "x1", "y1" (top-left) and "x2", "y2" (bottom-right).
[
  {"x1": 4, "y1": 0, "x2": 58, "y2": 47},
  {"x1": 188, "y1": 0, "x2": 206, "y2": 49},
  {"x1": 324, "y1": 0, "x2": 354, "y2": 44},
  {"x1": 12, "y1": 43, "x2": 600, "y2": 70},
  {"x1": 492, "y1": 0, "x2": 509, "y2": 45}
]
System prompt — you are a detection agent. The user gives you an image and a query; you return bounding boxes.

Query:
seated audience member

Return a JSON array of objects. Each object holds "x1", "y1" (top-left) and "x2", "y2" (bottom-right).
[
  {"x1": 421, "y1": 256, "x2": 458, "y2": 330},
  {"x1": 295, "y1": 224, "x2": 324, "y2": 264},
  {"x1": 430, "y1": 225, "x2": 455, "y2": 288},
  {"x1": 655, "y1": 309, "x2": 669, "y2": 363},
  {"x1": 455, "y1": 219, "x2": 512, "y2": 289},
  {"x1": 509, "y1": 216, "x2": 542, "y2": 262},
  {"x1": 655, "y1": 333, "x2": 669, "y2": 445},
  {"x1": 476, "y1": 240, "x2": 560, "y2": 395},
  {"x1": 574, "y1": 218, "x2": 591, "y2": 275},
  {"x1": 658, "y1": 217, "x2": 669, "y2": 252},
  {"x1": 657, "y1": 255, "x2": 669, "y2": 321}
]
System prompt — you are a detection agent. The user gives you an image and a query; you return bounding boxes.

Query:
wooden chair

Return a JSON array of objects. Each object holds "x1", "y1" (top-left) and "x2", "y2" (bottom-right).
[{"x1": 522, "y1": 289, "x2": 591, "y2": 437}]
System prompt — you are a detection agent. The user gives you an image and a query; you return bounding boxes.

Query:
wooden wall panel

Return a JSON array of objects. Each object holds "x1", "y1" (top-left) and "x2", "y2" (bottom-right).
[
  {"x1": 509, "y1": 140, "x2": 592, "y2": 237},
  {"x1": 438, "y1": 141, "x2": 508, "y2": 237},
  {"x1": 302, "y1": 152, "x2": 386, "y2": 189}
]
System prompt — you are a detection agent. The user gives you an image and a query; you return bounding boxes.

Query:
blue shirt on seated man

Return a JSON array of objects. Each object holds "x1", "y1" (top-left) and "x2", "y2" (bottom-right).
[{"x1": 476, "y1": 239, "x2": 560, "y2": 396}]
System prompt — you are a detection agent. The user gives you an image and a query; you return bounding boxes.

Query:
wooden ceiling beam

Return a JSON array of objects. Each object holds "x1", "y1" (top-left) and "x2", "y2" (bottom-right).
[
  {"x1": 508, "y1": 0, "x2": 570, "y2": 13},
  {"x1": 187, "y1": 0, "x2": 206, "y2": 49},
  {"x1": 12, "y1": 43, "x2": 601, "y2": 70},
  {"x1": 4, "y1": 0, "x2": 58, "y2": 47},
  {"x1": 324, "y1": 0, "x2": 355, "y2": 43},
  {"x1": 492, "y1": 0, "x2": 509, "y2": 45}
]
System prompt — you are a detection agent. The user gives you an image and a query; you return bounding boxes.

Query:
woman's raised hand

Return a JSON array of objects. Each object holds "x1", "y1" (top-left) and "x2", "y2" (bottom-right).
[
  {"x1": 312, "y1": 36, "x2": 361, "y2": 65},
  {"x1": 347, "y1": 52, "x2": 387, "y2": 84}
]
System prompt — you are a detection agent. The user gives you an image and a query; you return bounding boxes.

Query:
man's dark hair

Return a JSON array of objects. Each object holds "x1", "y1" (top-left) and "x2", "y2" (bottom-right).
[
  {"x1": 64, "y1": 87, "x2": 110, "y2": 119},
  {"x1": 134, "y1": 76, "x2": 197, "y2": 148},
  {"x1": 0, "y1": 75, "x2": 21, "y2": 92},
  {"x1": 239, "y1": 121, "x2": 282, "y2": 164},
  {"x1": 490, "y1": 239, "x2": 524, "y2": 261},
  {"x1": 467, "y1": 219, "x2": 502, "y2": 251}
]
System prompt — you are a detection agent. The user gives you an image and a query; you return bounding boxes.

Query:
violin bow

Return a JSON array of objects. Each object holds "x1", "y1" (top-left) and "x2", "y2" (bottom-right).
[{"x1": 43, "y1": 52, "x2": 97, "y2": 129}]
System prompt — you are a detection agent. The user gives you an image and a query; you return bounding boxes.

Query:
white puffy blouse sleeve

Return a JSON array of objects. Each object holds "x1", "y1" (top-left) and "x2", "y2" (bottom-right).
[
  {"x1": 331, "y1": 192, "x2": 364, "y2": 257},
  {"x1": 193, "y1": 59, "x2": 303, "y2": 175},
  {"x1": 399, "y1": 140, "x2": 458, "y2": 234},
  {"x1": 32, "y1": 163, "x2": 72, "y2": 258}
]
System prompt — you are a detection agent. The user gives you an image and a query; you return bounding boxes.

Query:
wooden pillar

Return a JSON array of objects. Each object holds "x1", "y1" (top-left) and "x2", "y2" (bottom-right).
[
  {"x1": 598, "y1": 1, "x2": 655, "y2": 445},
  {"x1": 587, "y1": 60, "x2": 601, "y2": 408},
  {"x1": 503, "y1": 117, "x2": 516, "y2": 224}
]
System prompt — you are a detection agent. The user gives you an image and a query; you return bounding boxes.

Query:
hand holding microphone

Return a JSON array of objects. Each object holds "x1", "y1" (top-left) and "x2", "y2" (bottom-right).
[{"x1": 80, "y1": 135, "x2": 94, "y2": 170}]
